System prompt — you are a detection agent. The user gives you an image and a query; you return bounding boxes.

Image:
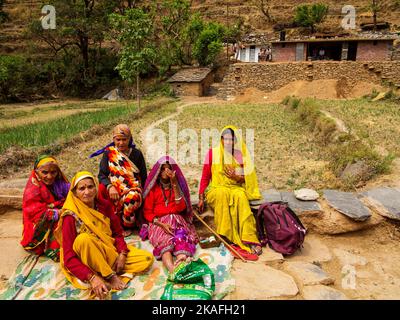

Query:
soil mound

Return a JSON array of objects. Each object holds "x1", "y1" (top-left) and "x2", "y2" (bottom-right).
[{"x1": 234, "y1": 80, "x2": 387, "y2": 104}]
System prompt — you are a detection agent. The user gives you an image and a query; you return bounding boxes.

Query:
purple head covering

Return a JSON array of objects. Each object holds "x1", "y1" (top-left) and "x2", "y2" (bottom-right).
[{"x1": 143, "y1": 156, "x2": 193, "y2": 220}]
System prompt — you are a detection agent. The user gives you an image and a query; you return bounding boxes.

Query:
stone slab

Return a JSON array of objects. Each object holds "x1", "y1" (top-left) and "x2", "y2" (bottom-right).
[
  {"x1": 0, "y1": 195, "x2": 23, "y2": 212},
  {"x1": 361, "y1": 187, "x2": 400, "y2": 221},
  {"x1": 249, "y1": 189, "x2": 282, "y2": 207},
  {"x1": 287, "y1": 236, "x2": 332, "y2": 264},
  {"x1": 294, "y1": 188, "x2": 319, "y2": 201},
  {"x1": 281, "y1": 192, "x2": 322, "y2": 215},
  {"x1": 302, "y1": 285, "x2": 348, "y2": 300},
  {"x1": 259, "y1": 247, "x2": 284, "y2": 264},
  {"x1": 323, "y1": 190, "x2": 371, "y2": 221},
  {"x1": 229, "y1": 263, "x2": 298, "y2": 299},
  {"x1": 284, "y1": 261, "x2": 335, "y2": 286}
]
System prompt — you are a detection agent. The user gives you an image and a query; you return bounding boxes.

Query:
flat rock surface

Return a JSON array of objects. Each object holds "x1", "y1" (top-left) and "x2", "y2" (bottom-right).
[
  {"x1": 294, "y1": 188, "x2": 319, "y2": 201},
  {"x1": 302, "y1": 285, "x2": 348, "y2": 300},
  {"x1": 249, "y1": 189, "x2": 282, "y2": 207},
  {"x1": 361, "y1": 187, "x2": 400, "y2": 220},
  {"x1": 284, "y1": 261, "x2": 335, "y2": 286},
  {"x1": 228, "y1": 262, "x2": 298, "y2": 299},
  {"x1": 287, "y1": 236, "x2": 332, "y2": 264},
  {"x1": 259, "y1": 247, "x2": 284, "y2": 264},
  {"x1": 281, "y1": 192, "x2": 322, "y2": 215},
  {"x1": 0, "y1": 211, "x2": 28, "y2": 285},
  {"x1": 323, "y1": 190, "x2": 371, "y2": 221}
]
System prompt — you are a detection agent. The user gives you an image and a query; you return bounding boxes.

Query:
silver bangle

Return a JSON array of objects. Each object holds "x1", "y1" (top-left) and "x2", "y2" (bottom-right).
[{"x1": 175, "y1": 196, "x2": 183, "y2": 201}]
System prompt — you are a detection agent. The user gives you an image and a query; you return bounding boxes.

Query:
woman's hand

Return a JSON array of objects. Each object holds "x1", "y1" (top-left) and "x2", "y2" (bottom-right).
[
  {"x1": 224, "y1": 165, "x2": 242, "y2": 182},
  {"x1": 165, "y1": 168, "x2": 178, "y2": 185},
  {"x1": 198, "y1": 199, "x2": 205, "y2": 213},
  {"x1": 157, "y1": 221, "x2": 174, "y2": 236},
  {"x1": 113, "y1": 253, "x2": 127, "y2": 274},
  {"x1": 108, "y1": 185, "x2": 119, "y2": 201},
  {"x1": 90, "y1": 275, "x2": 110, "y2": 300}
]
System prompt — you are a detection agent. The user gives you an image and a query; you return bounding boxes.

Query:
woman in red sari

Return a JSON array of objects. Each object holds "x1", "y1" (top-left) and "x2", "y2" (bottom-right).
[
  {"x1": 142, "y1": 156, "x2": 198, "y2": 273},
  {"x1": 21, "y1": 155, "x2": 70, "y2": 261}
]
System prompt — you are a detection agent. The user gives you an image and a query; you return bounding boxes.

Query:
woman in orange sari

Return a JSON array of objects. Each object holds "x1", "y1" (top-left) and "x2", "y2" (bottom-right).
[{"x1": 21, "y1": 155, "x2": 70, "y2": 261}]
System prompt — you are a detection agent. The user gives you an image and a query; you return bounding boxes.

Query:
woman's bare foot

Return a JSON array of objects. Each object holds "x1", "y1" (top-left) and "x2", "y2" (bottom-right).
[
  {"x1": 251, "y1": 245, "x2": 263, "y2": 256},
  {"x1": 174, "y1": 254, "x2": 188, "y2": 267},
  {"x1": 109, "y1": 274, "x2": 127, "y2": 290}
]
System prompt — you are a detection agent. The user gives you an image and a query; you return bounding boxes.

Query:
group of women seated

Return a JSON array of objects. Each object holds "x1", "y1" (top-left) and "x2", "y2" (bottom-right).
[{"x1": 20, "y1": 123, "x2": 263, "y2": 299}]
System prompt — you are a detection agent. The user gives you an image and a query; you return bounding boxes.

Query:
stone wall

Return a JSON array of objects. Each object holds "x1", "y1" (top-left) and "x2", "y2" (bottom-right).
[
  {"x1": 171, "y1": 82, "x2": 202, "y2": 96},
  {"x1": 217, "y1": 61, "x2": 400, "y2": 99},
  {"x1": 171, "y1": 72, "x2": 215, "y2": 97}
]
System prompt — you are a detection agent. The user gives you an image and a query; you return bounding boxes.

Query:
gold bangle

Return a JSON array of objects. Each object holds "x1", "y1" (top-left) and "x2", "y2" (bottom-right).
[
  {"x1": 120, "y1": 251, "x2": 128, "y2": 257},
  {"x1": 88, "y1": 273, "x2": 96, "y2": 283}
]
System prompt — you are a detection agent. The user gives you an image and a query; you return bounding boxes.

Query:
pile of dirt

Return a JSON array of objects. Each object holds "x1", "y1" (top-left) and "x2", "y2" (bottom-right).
[{"x1": 233, "y1": 80, "x2": 387, "y2": 104}]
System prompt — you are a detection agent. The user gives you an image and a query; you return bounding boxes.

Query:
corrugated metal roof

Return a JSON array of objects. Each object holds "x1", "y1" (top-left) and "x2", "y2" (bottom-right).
[{"x1": 167, "y1": 68, "x2": 212, "y2": 83}]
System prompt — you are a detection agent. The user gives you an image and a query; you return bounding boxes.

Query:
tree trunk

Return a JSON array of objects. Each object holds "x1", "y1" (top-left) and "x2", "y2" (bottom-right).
[
  {"x1": 79, "y1": 35, "x2": 90, "y2": 80},
  {"x1": 373, "y1": 0, "x2": 377, "y2": 31}
]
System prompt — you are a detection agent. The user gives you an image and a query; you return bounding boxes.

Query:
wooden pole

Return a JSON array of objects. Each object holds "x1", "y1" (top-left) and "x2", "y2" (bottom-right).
[{"x1": 192, "y1": 208, "x2": 247, "y2": 263}]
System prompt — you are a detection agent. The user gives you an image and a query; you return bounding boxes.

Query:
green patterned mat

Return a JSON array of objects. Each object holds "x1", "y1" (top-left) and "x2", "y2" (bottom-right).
[{"x1": 0, "y1": 237, "x2": 235, "y2": 300}]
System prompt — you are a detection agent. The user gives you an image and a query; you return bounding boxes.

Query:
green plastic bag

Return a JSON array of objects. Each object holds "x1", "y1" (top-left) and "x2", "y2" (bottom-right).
[{"x1": 161, "y1": 258, "x2": 215, "y2": 300}]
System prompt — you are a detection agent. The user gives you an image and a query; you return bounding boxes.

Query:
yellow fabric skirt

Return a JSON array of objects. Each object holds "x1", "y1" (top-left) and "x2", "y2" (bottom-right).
[
  {"x1": 206, "y1": 185, "x2": 259, "y2": 252},
  {"x1": 73, "y1": 232, "x2": 154, "y2": 282}
]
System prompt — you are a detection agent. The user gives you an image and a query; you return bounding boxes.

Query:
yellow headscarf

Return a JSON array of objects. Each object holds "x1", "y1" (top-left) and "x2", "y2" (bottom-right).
[
  {"x1": 34, "y1": 155, "x2": 68, "y2": 183},
  {"x1": 210, "y1": 125, "x2": 261, "y2": 200},
  {"x1": 54, "y1": 171, "x2": 115, "y2": 289}
]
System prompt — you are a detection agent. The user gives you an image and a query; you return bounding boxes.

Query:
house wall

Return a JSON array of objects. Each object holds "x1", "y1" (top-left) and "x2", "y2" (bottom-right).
[
  {"x1": 171, "y1": 72, "x2": 214, "y2": 97},
  {"x1": 217, "y1": 61, "x2": 400, "y2": 100},
  {"x1": 238, "y1": 46, "x2": 261, "y2": 62},
  {"x1": 356, "y1": 41, "x2": 392, "y2": 61},
  {"x1": 271, "y1": 43, "x2": 297, "y2": 62},
  {"x1": 171, "y1": 82, "x2": 201, "y2": 96}
]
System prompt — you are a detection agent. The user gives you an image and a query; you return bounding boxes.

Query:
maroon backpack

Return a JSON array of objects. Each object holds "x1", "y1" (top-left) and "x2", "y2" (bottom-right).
[{"x1": 256, "y1": 201, "x2": 306, "y2": 255}]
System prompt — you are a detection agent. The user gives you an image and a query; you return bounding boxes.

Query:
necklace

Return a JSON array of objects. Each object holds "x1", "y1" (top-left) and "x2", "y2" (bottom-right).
[{"x1": 160, "y1": 185, "x2": 172, "y2": 207}]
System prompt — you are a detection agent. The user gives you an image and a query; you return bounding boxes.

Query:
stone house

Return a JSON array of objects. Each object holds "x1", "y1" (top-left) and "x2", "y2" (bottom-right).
[
  {"x1": 167, "y1": 68, "x2": 214, "y2": 97},
  {"x1": 270, "y1": 36, "x2": 397, "y2": 62}
]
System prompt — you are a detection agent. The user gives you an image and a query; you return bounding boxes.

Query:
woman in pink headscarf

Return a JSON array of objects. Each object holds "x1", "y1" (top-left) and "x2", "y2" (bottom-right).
[
  {"x1": 142, "y1": 156, "x2": 198, "y2": 273},
  {"x1": 90, "y1": 124, "x2": 147, "y2": 236}
]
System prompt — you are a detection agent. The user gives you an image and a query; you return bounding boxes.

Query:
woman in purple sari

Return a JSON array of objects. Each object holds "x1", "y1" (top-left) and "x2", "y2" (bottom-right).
[{"x1": 142, "y1": 156, "x2": 198, "y2": 273}]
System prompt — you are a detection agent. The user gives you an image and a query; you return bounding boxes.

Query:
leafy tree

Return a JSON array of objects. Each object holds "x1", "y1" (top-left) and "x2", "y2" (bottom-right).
[
  {"x1": 29, "y1": 0, "x2": 119, "y2": 87},
  {"x1": 155, "y1": 0, "x2": 192, "y2": 74},
  {"x1": 294, "y1": 3, "x2": 329, "y2": 33},
  {"x1": 109, "y1": 8, "x2": 156, "y2": 110},
  {"x1": 193, "y1": 22, "x2": 225, "y2": 66},
  {"x1": 369, "y1": 0, "x2": 381, "y2": 31},
  {"x1": 253, "y1": 0, "x2": 274, "y2": 23}
]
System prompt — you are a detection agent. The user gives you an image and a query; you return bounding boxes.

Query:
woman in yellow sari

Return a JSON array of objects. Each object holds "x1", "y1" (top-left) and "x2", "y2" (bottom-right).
[
  {"x1": 55, "y1": 171, "x2": 153, "y2": 300},
  {"x1": 198, "y1": 125, "x2": 262, "y2": 261}
]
